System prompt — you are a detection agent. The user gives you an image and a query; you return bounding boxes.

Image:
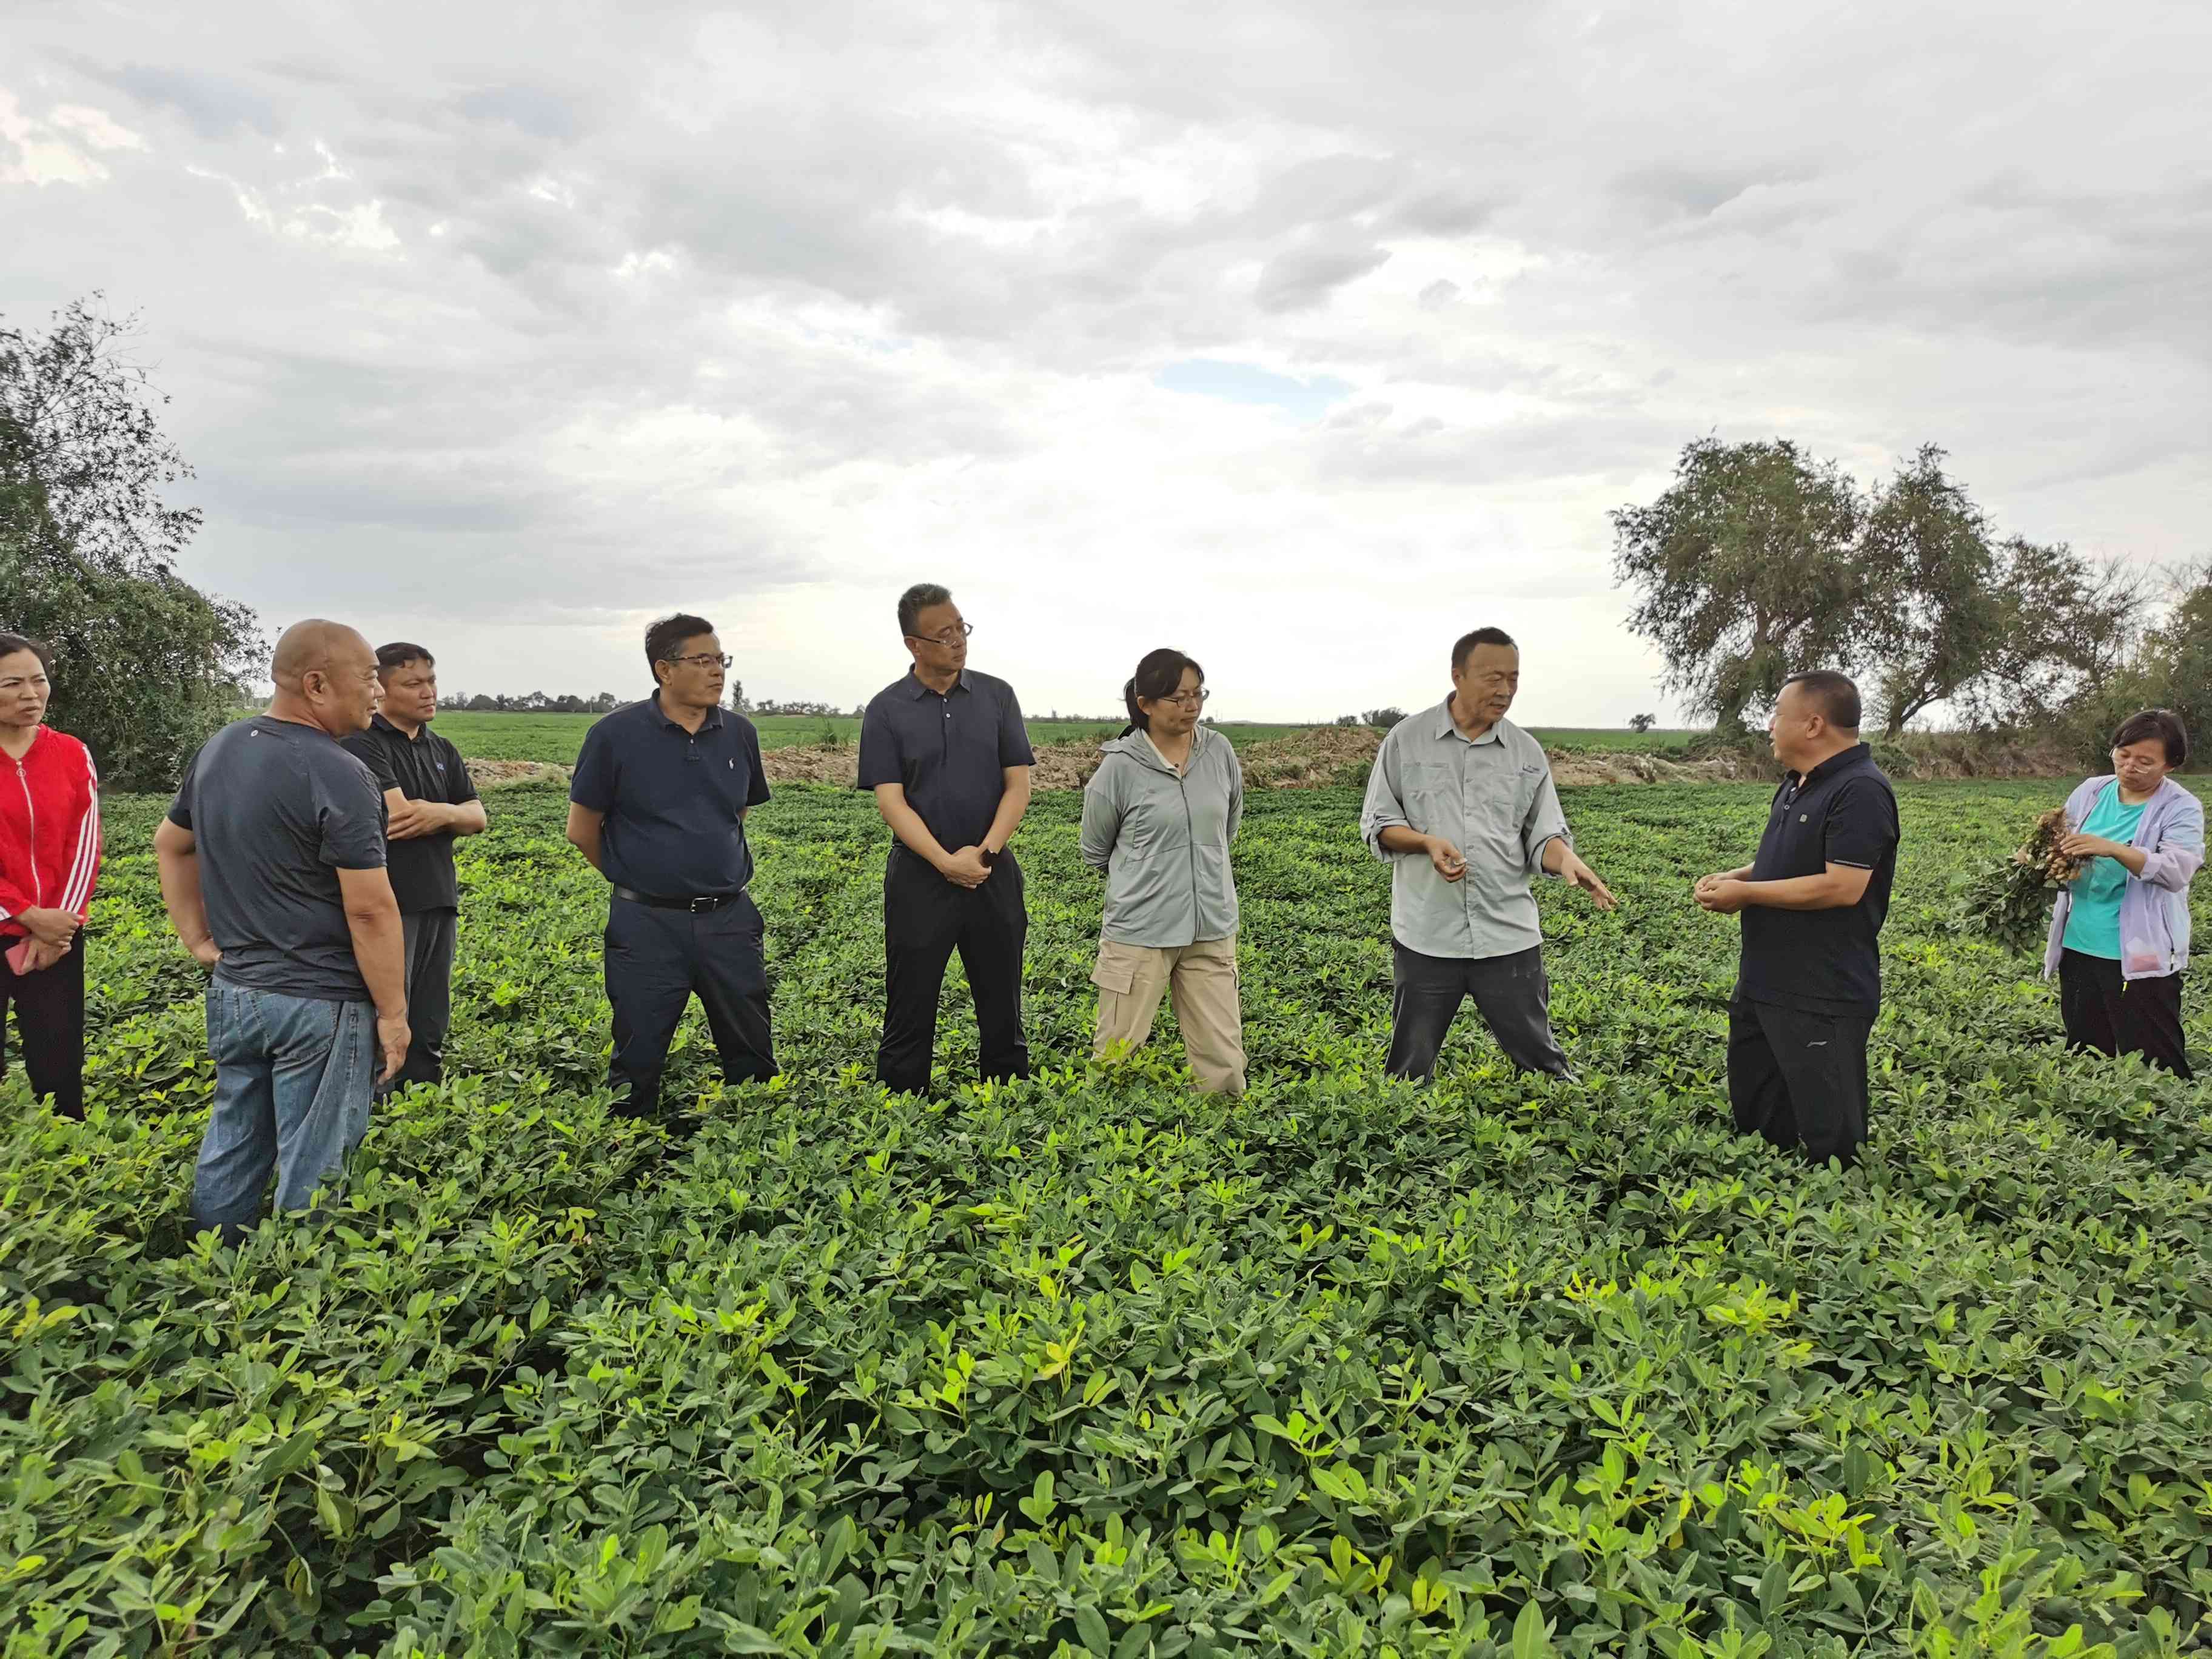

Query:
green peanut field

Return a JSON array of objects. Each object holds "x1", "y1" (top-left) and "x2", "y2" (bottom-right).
[{"x1": 5, "y1": 776, "x2": 2211, "y2": 1658}]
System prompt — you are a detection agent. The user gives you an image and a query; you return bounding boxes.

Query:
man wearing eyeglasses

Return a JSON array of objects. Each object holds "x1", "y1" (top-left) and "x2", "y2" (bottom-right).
[
  {"x1": 566, "y1": 612, "x2": 776, "y2": 1117},
  {"x1": 859, "y1": 583, "x2": 1036, "y2": 1096}
]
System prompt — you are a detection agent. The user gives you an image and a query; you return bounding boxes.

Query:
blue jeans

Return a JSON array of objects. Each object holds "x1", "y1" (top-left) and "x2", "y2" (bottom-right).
[{"x1": 192, "y1": 980, "x2": 377, "y2": 1241}]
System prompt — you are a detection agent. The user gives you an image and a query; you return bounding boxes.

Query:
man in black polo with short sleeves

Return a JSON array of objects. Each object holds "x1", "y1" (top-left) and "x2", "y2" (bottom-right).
[
  {"x1": 859, "y1": 582, "x2": 1035, "y2": 1096},
  {"x1": 1696, "y1": 671, "x2": 1900, "y2": 1167},
  {"x1": 342, "y1": 642, "x2": 487, "y2": 1094},
  {"x1": 566, "y1": 614, "x2": 775, "y2": 1117}
]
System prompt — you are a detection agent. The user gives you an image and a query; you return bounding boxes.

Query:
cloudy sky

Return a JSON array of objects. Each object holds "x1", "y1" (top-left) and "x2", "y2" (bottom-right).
[{"x1": 4, "y1": 1, "x2": 2206, "y2": 724}]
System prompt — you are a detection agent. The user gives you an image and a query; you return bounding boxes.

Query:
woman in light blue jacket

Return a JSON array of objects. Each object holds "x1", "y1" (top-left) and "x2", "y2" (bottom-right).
[
  {"x1": 1079, "y1": 649, "x2": 1246, "y2": 1094},
  {"x1": 2044, "y1": 708, "x2": 2202, "y2": 1077}
]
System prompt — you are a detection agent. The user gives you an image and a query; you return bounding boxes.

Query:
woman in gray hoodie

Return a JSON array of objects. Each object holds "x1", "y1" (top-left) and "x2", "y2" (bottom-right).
[{"x1": 1079, "y1": 649, "x2": 1246, "y2": 1094}]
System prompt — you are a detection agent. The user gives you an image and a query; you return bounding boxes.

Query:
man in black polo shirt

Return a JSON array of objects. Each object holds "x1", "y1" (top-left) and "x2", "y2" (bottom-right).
[
  {"x1": 566, "y1": 613, "x2": 774, "y2": 1117},
  {"x1": 342, "y1": 642, "x2": 487, "y2": 1094},
  {"x1": 859, "y1": 583, "x2": 1035, "y2": 1096},
  {"x1": 1696, "y1": 670, "x2": 1900, "y2": 1167}
]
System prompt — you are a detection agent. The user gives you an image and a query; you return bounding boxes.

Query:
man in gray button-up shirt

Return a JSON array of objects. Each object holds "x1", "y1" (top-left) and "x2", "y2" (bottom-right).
[{"x1": 1358, "y1": 627, "x2": 1617, "y2": 1081}]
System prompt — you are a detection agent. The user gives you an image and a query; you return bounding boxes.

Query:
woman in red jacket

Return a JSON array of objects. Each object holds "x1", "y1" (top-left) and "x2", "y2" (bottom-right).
[{"x1": 0, "y1": 634, "x2": 101, "y2": 1121}]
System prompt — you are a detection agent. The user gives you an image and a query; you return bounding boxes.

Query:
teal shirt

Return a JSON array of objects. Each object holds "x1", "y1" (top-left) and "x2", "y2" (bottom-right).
[{"x1": 2061, "y1": 788, "x2": 2147, "y2": 959}]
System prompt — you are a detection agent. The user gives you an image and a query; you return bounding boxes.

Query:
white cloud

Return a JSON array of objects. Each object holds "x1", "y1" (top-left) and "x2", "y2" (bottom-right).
[{"x1": 2, "y1": 0, "x2": 2207, "y2": 723}]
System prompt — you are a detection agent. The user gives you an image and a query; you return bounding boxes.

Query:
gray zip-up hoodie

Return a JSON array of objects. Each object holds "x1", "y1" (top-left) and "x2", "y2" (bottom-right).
[
  {"x1": 1079, "y1": 726, "x2": 1243, "y2": 947},
  {"x1": 2043, "y1": 774, "x2": 2203, "y2": 982}
]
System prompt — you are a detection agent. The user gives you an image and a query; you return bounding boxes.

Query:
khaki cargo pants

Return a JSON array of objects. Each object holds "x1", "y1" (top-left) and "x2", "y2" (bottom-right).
[{"x1": 1090, "y1": 936, "x2": 1247, "y2": 1095}]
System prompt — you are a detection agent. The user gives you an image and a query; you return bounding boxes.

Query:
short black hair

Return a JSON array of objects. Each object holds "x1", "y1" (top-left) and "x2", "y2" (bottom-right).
[
  {"x1": 898, "y1": 583, "x2": 953, "y2": 638},
  {"x1": 376, "y1": 642, "x2": 434, "y2": 675},
  {"x1": 1781, "y1": 670, "x2": 1862, "y2": 732},
  {"x1": 2113, "y1": 707, "x2": 2188, "y2": 767},
  {"x1": 0, "y1": 633, "x2": 53, "y2": 676},
  {"x1": 645, "y1": 612, "x2": 715, "y2": 683},
  {"x1": 1451, "y1": 626, "x2": 1518, "y2": 673}
]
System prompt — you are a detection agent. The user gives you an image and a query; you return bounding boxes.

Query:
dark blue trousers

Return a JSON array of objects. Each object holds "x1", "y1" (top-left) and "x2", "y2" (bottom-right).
[{"x1": 604, "y1": 893, "x2": 776, "y2": 1116}]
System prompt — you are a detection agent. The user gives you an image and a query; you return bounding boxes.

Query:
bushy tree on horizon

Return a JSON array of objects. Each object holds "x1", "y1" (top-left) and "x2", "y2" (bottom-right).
[
  {"x1": 1, "y1": 297, "x2": 260, "y2": 791},
  {"x1": 1614, "y1": 435, "x2": 2146, "y2": 740}
]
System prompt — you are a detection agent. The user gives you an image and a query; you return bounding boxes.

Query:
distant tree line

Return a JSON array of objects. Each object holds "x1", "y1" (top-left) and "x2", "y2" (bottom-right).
[{"x1": 438, "y1": 691, "x2": 622, "y2": 714}]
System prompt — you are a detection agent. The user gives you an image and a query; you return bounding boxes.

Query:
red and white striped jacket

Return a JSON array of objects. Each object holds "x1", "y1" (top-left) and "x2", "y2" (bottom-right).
[{"x1": 0, "y1": 726, "x2": 102, "y2": 940}]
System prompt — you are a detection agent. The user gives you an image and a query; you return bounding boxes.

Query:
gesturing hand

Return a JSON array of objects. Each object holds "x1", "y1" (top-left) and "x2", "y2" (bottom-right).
[
  {"x1": 1560, "y1": 850, "x2": 1618, "y2": 910},
  {"x1": 1427, "y1": 837, "x2": 1468, "y2": 882}
]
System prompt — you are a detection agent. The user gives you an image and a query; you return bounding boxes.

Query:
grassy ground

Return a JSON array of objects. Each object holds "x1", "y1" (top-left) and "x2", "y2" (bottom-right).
[
  {"x1": 10, "y1": 778, "x2": 2211, "y2": 1652},
  {"x1": 433, "y1": 710, "x2": 1703, "y2": 765}
]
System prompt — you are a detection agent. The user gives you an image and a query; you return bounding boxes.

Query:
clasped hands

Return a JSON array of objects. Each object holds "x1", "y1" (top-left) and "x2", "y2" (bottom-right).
[
  {"x1": 939, "y1": 845, "x2": 997, "y2": 888},
  {"x1": 9, "y1": 905, "x2": 79, "y2": 972},
  {"x1": 1694, "y1": 871, "x2": 1754, "y2": 913}
]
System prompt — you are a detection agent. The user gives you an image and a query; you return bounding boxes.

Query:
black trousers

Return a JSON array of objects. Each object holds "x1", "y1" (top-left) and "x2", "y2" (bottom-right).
[
  {"x1": 2059, "y1": 949, "x2": 2192, "y2": 1078},
  {"x1": 1385, "y1": 942, "x2": 1571, "y2": 1082},
  {"x1": 1728, "y1": 999, "x2": 1872, "y2": 1167},
  {"x1": 1, "y1": 929, "x2": 84, "y2": 1121},
  {"x1": 377, "y1": 908, "x2": 457, "y2": 1097},
  {"x1": 604, "y1": 892, "x2": 776, "y2": 1117},
  {"x1": 878, "y1": 846, "x2": 1030, "y2": 1096}
]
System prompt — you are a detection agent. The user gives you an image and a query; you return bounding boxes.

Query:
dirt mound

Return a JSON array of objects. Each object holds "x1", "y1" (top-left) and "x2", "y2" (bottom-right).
[
  {"x1": 1239, "y1": 726, "x2": 1382, "y2": 788},
  {"x1": 761, "y1": 743, "x2": 861, "y2": 786},
  {"x1": 1031, "y1": 742, "x2": 1106, "y2": 791},
  {"x1": 1546, "y1": 748, "x2": 1766, "y2": 786},
  {"x1": 541, "y1": 727, "x2": 1811, "y2": 797},
  {"x1": 465, "y1": 759, "x2": 571, "y2": 789}
]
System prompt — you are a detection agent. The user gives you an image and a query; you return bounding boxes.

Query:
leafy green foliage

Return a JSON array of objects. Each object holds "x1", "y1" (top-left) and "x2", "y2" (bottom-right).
[
  {"x1": 0, "y1": 300, "x2": 262, "y2": 791},
  {"x1": 5, "y1": 779, "x2": 2209, "y2": 1656},
  {"x1": 1954, "y1": 809, "x2": 2083, "y2": 954}
]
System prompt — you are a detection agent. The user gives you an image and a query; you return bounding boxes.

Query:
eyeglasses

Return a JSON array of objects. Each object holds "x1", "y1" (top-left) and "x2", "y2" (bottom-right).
[
  {"x1": 665, "y1": 652, "x2": 735, "y2": 669},
  {"x1": 905, "y1": 623, "x2": 974, "y2": 647},
  {"x1": 1158, "y1": 688, "x2": 1211, "y2": 708}
]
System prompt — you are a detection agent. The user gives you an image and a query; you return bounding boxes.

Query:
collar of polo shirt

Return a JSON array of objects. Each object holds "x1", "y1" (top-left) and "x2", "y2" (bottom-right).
[
  {"x1": 650, "y1": 691, "x2": 726, "y2": 731},
  {"x1": 1788, "y1": 740, "x2": 1869, "y2": 788},
  {"x1": 907, "y1": 668, "x2": 972, "y2": 697}
]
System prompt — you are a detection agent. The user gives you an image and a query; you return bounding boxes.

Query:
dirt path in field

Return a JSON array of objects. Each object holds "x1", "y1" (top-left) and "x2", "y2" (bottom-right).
[
  {"x1": 743, "y1": 727, "x2": 1770, "y2": 792},
  {"x1": 468, "y1": 729, "x2": 2070, "y2": 795}
]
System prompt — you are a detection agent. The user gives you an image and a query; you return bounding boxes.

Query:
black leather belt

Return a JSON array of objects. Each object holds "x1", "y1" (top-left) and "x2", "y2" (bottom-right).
[{"x1": 612, "y1": 886, "x2": 746, "y2": 913}]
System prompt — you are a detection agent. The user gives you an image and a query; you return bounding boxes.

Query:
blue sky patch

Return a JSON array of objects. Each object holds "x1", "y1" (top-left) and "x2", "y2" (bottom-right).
[{"x1": 1155, "y1": 359, "x2": 1352, "y2": 421}]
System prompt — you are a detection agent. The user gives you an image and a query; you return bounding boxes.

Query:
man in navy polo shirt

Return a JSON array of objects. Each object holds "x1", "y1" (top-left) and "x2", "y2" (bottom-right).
[
  {"x1": 858, "y1": 583, "x2": 1035, "y2": 1096},
  {"x1": 566, "y1": 613, "x2": 775, "y2": 1117},
  {"x1": 1695, "y1": 671, "x2": 1900, "y2": 1168}
]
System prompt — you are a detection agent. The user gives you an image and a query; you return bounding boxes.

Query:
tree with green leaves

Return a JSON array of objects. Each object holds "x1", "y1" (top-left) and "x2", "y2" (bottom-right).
[
  {"x1": 1857, "y1": 444, "x2": 2004, "y2": 737},
  {"x1": 1961, "y1": 535, "x2": 2145, "y2": 734},
  {"x1": 0, "y1": 298, "x2": 260, "y2": 791},
  {"x1": 1610, "y1": 438, "x2": 1867, "y2": 733}
]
